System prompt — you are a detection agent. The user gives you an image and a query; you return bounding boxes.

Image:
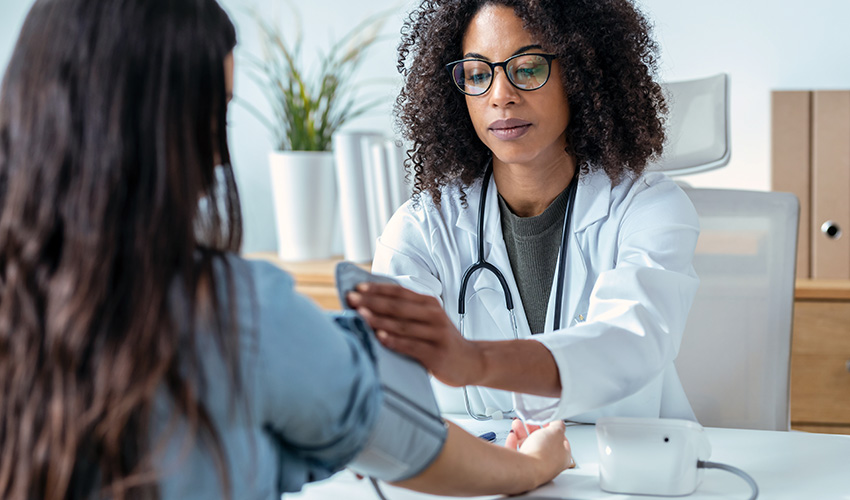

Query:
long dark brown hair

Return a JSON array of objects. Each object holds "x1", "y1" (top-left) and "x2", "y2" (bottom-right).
[
  {"x1": 0, "y1": 0, "x2": 243, "y2": 498},
  {"x1": 396, "y1": 0, "x2": 667, "y2": 207}
]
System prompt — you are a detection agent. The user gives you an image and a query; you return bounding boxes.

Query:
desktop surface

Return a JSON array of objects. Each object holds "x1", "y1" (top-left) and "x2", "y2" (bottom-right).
[{"x1": 287, "y1": 415, "x2": 850, "y2": 499}]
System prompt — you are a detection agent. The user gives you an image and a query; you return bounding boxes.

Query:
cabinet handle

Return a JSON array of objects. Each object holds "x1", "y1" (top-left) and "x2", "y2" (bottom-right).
[
  {"x1": 821, "y1": 221, "x2": 842, "y2": 240},
  {"x1": 847, "y1": 360, "x2": 850, "y2": 373}
]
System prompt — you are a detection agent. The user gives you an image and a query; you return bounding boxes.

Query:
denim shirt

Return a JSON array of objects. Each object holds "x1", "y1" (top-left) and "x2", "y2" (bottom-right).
[{"x1": 153, "y1": 256, "x2": 381, "y2": 499}]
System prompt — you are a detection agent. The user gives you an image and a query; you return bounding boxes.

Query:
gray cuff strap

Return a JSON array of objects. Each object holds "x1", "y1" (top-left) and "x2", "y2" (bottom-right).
[
  {"x1": 335, "y1": 262, "x2": 448, "y2": 482},
  {"x1": 348, "y1": 388, "x2": 447, "y2": 482}
]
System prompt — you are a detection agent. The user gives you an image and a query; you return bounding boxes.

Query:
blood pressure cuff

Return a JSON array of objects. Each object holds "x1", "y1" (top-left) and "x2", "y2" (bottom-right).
[{"x1": 332, "y1": 262, "x2": 448, "y2": 482}]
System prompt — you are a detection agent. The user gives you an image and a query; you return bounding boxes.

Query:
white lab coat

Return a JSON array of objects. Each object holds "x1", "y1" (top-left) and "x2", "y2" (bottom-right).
[{"x1": 373, "y1": 167, "x2": 700, "y2": 424}]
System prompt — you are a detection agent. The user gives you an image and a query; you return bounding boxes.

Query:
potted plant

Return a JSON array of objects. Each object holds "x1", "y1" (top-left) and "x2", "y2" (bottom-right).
[{"x1": 245, "y1": 7, "x2": 390, "y2": 261}]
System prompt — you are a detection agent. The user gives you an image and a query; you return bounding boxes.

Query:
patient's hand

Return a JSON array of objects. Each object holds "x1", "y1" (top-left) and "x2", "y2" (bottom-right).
[
  {"x1": 506, "y1": 418, "x2": 576, "y2": 470},
  {"x1": 505, "y1": 418, "x2": 540, "y2": 450}
]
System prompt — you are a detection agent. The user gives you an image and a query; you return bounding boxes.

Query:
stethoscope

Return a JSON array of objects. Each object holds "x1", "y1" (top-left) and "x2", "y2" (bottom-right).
[{"x1": 457, "y1": 162, "x2": 579, "y2": 421}]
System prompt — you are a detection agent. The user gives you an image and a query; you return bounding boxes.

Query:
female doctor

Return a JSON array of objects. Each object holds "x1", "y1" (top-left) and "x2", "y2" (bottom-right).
[{"x1": 348, "y1": 0, "x2": 701, "y2": 425}]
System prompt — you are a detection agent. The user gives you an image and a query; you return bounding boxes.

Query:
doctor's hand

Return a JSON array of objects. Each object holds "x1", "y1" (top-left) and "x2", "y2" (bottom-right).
[{"x1": 346, "y1": 283, "x2": 484, "y2": 388}]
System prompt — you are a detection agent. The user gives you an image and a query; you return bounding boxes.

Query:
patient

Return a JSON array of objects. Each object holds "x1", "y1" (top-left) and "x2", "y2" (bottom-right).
[{"x1": 0, "y1": 0, "x2": 571, "y2": 499}]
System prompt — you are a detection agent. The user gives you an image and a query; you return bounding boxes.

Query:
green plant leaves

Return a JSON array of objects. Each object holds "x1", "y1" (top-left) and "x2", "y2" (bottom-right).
[{"x1": 246, "y1": 6, "x2": 393, "y2": 152}]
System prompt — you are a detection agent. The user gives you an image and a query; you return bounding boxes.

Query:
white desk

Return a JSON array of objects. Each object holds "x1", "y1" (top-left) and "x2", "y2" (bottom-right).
[{"x1": 288, "y1": 416, "x2": 850, "y2": 500}]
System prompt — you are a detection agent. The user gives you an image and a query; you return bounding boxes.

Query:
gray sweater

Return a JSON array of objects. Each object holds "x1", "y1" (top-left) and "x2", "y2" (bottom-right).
[{"x1": 498, "y1": 186, "x2": 571, "y2": 333}]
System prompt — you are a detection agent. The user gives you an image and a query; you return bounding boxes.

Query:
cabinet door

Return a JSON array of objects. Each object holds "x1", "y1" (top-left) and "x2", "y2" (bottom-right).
[
  {"x1": 772, "y1": 91, "x2": 812, "y2": 279},
  {"x1": 811, "y1": 91, "x2": 850, "y2": 279},
  {"x1": 790, "y1": 300, "x2": 850, "y2": 427}
]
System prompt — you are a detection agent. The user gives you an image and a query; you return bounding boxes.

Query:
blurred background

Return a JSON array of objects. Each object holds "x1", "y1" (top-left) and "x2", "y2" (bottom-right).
[{"x1": 1, "y1": 0, "x2": 848, "y2": 253}]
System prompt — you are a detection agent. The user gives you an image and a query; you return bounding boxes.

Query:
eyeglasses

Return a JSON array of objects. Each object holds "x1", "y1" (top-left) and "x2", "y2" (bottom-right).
[{"x1": 445, "y1": 53, "x2": 557, "y2": 96}]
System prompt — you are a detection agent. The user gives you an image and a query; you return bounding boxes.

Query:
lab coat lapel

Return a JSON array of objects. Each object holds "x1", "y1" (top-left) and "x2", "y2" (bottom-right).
[
  {"x1": 455, "y1": 174, "x2": 495, "y2": 237},
  {"x1": 572, "y1": 168, "x2": 611, "y2": 233},
  {"x1": 456, "y1": 174, "x2": 532, "y2": 339},
  {"x1": 548, "y1": 169, "x2": 612, "y2": 330}
]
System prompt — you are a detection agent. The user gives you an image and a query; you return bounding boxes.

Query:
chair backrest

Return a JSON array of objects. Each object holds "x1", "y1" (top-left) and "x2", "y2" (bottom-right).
[
  {"x1": 648, "y1": 73, "x2": 730, "y2": 175},
  {"x1": 676, "y1": 188, "x2": 799, "y2": 431}
]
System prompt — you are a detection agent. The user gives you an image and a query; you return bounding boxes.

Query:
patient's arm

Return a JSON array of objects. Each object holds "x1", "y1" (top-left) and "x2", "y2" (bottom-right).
[{"x1": 393, "y1": 420, "x2": 572, "y2": 496}]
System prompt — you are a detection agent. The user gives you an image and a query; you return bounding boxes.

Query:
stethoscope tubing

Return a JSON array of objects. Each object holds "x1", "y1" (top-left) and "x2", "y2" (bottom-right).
[
  {"x1": 553, "y1": 169, "x2": 578, "y2": 328},
  {"x1": 457, "y1": 167, "x2": 514, "y2": 315},
  {"x1": 456, "y1": 161, "x2": 578, "y2": 420}
]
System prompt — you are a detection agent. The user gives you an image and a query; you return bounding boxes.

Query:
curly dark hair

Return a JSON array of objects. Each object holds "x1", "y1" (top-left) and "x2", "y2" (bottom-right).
[{"x1": 396, "y1": 0, "x2": 667, "y2": 207}]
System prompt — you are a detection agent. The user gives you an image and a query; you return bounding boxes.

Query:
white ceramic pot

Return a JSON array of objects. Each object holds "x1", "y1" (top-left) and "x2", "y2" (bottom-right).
[{"x1": 268, "y1": 150, "x2": 337, "y2": 261}]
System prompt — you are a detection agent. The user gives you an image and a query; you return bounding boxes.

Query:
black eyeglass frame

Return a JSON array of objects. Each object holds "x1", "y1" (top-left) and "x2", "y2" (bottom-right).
[{"x1": 445, "y1": 53, "x2": 557, "y2": 96}]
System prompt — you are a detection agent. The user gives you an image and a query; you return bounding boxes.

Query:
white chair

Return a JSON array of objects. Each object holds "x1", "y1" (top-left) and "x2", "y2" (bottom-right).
[
  {"x1": 653, "y1": 74, "x2": 800, "y2": 430},
  {"x1": 649, "y1": 73, "x2": 730, "y2": 176},
  {"x1": 677, "y1": 189, "x2": 798, "y2": 430}
]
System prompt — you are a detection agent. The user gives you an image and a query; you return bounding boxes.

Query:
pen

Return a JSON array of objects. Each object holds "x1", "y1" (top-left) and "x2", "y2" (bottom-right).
[{"x1": 477, "y1": 431, "x2": 496, "y2": 442}]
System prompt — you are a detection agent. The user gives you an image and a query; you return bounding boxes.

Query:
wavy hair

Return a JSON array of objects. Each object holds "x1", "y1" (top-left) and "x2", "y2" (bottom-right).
[
  {"x1": 396, "y1": 0, "x2": 667, "y2": 206},
  {"x1": 0, "y1": 0, "x2": 242, "y2": 498}
]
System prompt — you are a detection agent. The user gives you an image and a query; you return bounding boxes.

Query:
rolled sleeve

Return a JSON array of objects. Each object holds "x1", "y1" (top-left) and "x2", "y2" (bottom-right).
[{"x1": 249, "y1": 262, "x2": 381, "y2": 492}]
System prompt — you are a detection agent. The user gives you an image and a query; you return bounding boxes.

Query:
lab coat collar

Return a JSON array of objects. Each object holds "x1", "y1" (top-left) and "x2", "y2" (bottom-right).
[
  {"x1": 455, "y1": 166, "x2": 613, "y2": 240},
  {"x1": 573, "y1": 167, "x2": 613, "y2": 232},
  {"x1": 455, "y1": 173, "x2": 500, "y2": 243}
]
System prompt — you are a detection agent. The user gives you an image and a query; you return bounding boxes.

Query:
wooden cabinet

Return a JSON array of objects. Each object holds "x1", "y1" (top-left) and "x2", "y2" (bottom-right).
[
  {"x1": 249, "y1": 253, "x2": 850, "y2": 434},
  {"x1": 790, "y1": 280, "x2": 850, "y2": 434}
]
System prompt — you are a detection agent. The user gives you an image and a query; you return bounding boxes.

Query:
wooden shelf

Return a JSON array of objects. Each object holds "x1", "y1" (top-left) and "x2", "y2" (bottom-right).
[
  {"x1": 795, "y1": 279, "x2": 850, "y2": 300},
  {"x1": 246, "y1": 252, "x2": 367, "y2": 285}
]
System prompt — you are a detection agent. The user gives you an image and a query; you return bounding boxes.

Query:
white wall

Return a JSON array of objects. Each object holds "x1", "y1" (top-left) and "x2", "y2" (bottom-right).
[
  {"x1": 2, "y1": 0, "x2": 849, "y2": 253},
  {"x1": 639, "y1": 0, "x2": 850, "y2": 192},
  {"x1": 0, "y1": 1, "x2": 32, "y2": 70}
]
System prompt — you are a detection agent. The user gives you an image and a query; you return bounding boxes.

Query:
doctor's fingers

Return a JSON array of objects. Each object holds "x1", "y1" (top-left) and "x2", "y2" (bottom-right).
[
  {"x1": 354, "y1": 282, "x2": 436, "y2": 304},
  {"x1": 349, "y1": 290, "x2": 444, "y2": 323},
  {"x1": 374, "y1": 329, "x2": 441, "y2": 365},
  {"x1": 356, "y1": 307, "x2": 450, "y2": 343}
]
